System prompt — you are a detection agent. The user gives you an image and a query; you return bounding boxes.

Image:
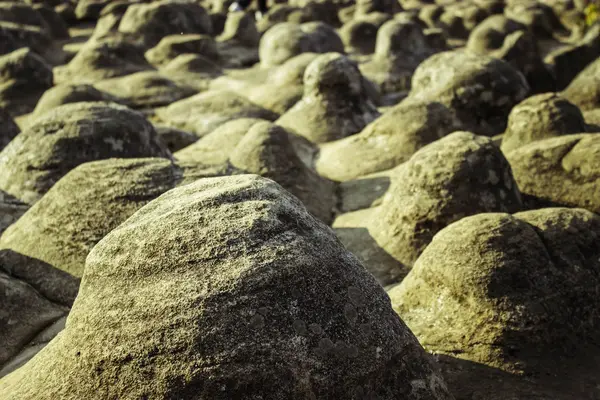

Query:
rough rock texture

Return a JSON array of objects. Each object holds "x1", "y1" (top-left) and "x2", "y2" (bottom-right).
[
  {"x1": 466, "y1": 15, "x2": 525, "y2": 54},
  {"x1": 175, "y1": 118, "x2": 266, "y2": 164},
  {"x1": 157, "y1": 90, "x2": 279, "y2": 138},
  {"x1": 334, "y1": 131, "x2": 523, "y2": 285},
  {"x1": 501, "y1": 93, "x2": 587, "y2": 153},
  {"x1": 359, "y1": 20, "x2": 437, "y2": 94},
  {"x1": 93, "y1": 71, "x2": 197, "y2": 108},
  {"x1": 316, "y1": 101, "x2": 461, "y2": 181},
  {"x1": 31, "y1": 83, "x2": 124, "y2": 118},
  {"x1": 0, "y1": 102, "x2": 171, "y2": 204},
  {"x1": 0, "y1": 158, "x2": 184, "y2": 279},
  {"x1": 53, "y1": 37, "x2": 153, "y2": 84},
  {"x1": 145, "y1": 34, "x2": 220, "y2": 67},
  {"x1": 277, "y1": 53, "x2": 380, "y2": 143},
  {"x1": 0, "y1": 48, "x2": 53, "y2": 116},
  {"x1": 0, "y1": 108, "x2": 19, "y2": 150},
  {"x1": 154, "y1": 125, "x2": 198, "y2": 153},
  {"x1": 406, "y1": 50, "x2": 529, "y2": 136},
  {"x1": 160, "y1": 53, "x2": 223, "y2": 92},
  {"x1": 118, "y1": 0, "x2": 212, "y2": 46},
  {"x1": 339, "y1": 18, "x2": 380, "y2": 55},
  {"x1": 389, "y1": 208, "x2": 600, "y2": 398},
  {"x1": 0, "y1": 175, "x2": 453, "y2": 400},
  {"x1": 506, "y1": 134, "x2": 600, "y2": 213},
  {"x1": 258, "y1": 22, "x2": 344, "y2": 67},
  {"x1": 562, "y1": 56, "x2": 600, "y2": 111},
  {"x1": 0, "y1": 272, "x2": 67, "y2": 376},
  {"x1": 216, "y1": 11, "x2": 260, "y2": 68},
  {"x1": 229, "y1": 122, "x2": 336, "y2": 223},
  {"x1": 0, "y1": 190, "x2": 28, "y2": 235}
]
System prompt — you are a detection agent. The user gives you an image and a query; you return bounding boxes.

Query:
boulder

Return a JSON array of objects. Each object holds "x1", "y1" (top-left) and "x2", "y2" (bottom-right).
[
  {"x1": 154, "y1": 125, "x2": 198, "y2": 153},
  {"x1": 0, "y1": 174, "x2": 452, "y2": 400},
  {"x1": 32, "y1": 83, "x2": 125, "y2": 118},
  {"x1": 339, "y1": 18, "x2": 380, "y2": 55},
  {"x1": 174, "y1": 118, "x2": 266, "y2": 164},
  {"x1": 389, "y1": 208, "x2": 600, "y2": 397},
  {"x1": 258, "y1": 21, "x2": 344, "y2": 67},
  {"x1": 75, "y1": 0, "x2": 113, "y2": 20},
  {"x1": 93, "y1": 71, "x2": 197, "y2": 108},
  {"x1": 118, "y1": 0, "x2": 212, "y2": 46},
  {"x1": 406, "y1": 49, "x2": 529, "y2": 136},
  {"x1": 466, "y1": 15, "x2": 525, "y2": 54},
  {"x1": 506, "y1": 133, "x2": 600, "y2": 213},
  {"x1": 501, "y1": 93, "x2": 587, "y2": 153},
  {"x1": 0, "y1": 48, "x2": 53, "y2": 116},
  {"x1": 277, "y1": 53, "x2": 380, "y2": 143},
  {"x1": 334, "y1": 131, "x2": 523, "y2": 285},
  {"x1": 216, "y1": 11, "x2": 260, "y2": 68},
  {"x1": 156, "y1": 90, "x2": 278, "y2": 138},
  {"x1": 562, "y1": 56, "x2": 600, "y2": 111},
  {"x1": 0, "y1": 108, "x2": 19, "y2": 150},
  {"x1": 159, "y1": 54, "x2": 223, "y2": 92},
  {"x1": 359, "y1": 20, "x2": 437, "y2": 94},
  {"x1": 229, "y1": 121, "x2": 335, "y2": 223},
  {"x1": 0, "y1": 102, "x2": 171, "y2": 204},
  {"x1": 145, "y1": 34, "x2": 220, "y2": 67},
  {"x1": 316, "y1": 101, "x2": 461, "y2": 181}
]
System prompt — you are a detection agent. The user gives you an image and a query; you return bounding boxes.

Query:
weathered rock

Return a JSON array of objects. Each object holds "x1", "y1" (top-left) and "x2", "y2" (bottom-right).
[
  {"x1": 118, "y1": 0, "x2": 212, "y2": 46},
  {"x1": 216, "y1": 11, "x2": 260, "y2": 68},
  {"x1": 245, "y1": 52, "x2": 319, "y2": 114},
  {"x1": 360, "y1": 20, "x2": 437, "y2": 94},
  {"x1": 160, "y1": 53, "x2": 223, "y2": 92},
  {"x1": 389, "y1": 208, "x2": 600, "y2": 383},
  {"x1": 406, "y1": 50, "x2": 529, "y2": 136},
  {"x1": 0, "y1": 102, "x2": 171, "y2": 204},
  {"x1": 0, "y1": 174, "x2": 453, "y2": 400},
  {"x1": 0, "y1": 48, "x2": 53, "y2": 116},
  {"x1": 31, "y1": 4, "x2": 69, "y2": 39},
  {"x1": 0, "y1": 272, "x2": 67, "y2": 377},
  {"x1": 32, "y1": 83, "x2": 124, "y2": 118},
  {"x1": 334, "y1": 131, "x2": 523, "y2": 285},
  {"x1": 0, "y1": 108, "x2": 19, "y2": 150},
  {"x1": 339, "y1": 18, "x2": 380, "y2": 55},
  {"x1": 145, "y1": 34, "x2": 220, "y2": 67},
  {"x1": 277, "y1": 53, "x2": 380, "y2": 143},
  {"x1": 175, "y1": 118, "x2": 266, "y2": 164},
  {"x1": 0, "y1": 190, "x2": 28, "y2": 235},
  {"x1": 229, "y1": 122, "x2": 335, "y2": 223},
  {"x1": 506, "y1": 133, "x2": 600, "y2": 213},
  {"x1": 53, "y1": 37, "x2": 153, "y2": 84},
  {"x1": 501, "y1": 93, "x2": 587, "y2": 153},
  {"x1": 156, "y1": 90, "x2": 278, "y2": 138},
  {"x1": 154, "y1": 125, "x2": 198, "y2": 153},
  {"x1": 75, "y1": 0, "x2": 113, "y2": 20},
  {"x1": 316, "y1": 101, "x2": 461, "y2": 181},
  {"x1": 467, "y1": 12, "x2": 524, "y2": 53},
  {"x1": 258, "y1": 21, "x2": 344, "y2": 67},
  {"x1": 562, "y1": 56, "x2": 600, "y2": 111},
  {"x1": 94, "y1": 71, "x2": 197, "y2": 108}
]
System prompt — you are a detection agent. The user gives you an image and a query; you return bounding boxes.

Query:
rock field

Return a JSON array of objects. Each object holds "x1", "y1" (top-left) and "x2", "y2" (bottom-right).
[{"x1": 0, "y1": 0, "x2": 599, "y2": 398}]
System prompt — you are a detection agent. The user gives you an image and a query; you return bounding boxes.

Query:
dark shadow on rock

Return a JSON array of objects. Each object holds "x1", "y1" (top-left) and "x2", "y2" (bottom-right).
[
  {"x1": 337, "y1": 175, "x2": 391, "y2": 213},
  {"x1": 0, "y1": 249, "x2": 79, "y2": 307},
  {"x1": 437, "y1": 347, "x2": 600, "y2": 400},
  {"x1": 333, "y1": 227, "x2": 406, "y2": 286}
]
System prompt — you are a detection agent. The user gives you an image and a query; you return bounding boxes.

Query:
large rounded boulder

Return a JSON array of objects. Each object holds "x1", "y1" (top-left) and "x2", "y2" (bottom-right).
[{"x1": 0, "y1": 175, "x2": 452, "y2": 400}]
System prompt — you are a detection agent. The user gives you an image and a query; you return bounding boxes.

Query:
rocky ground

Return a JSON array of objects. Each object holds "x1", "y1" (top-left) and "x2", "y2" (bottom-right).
[{"x1": 0, "y1": 0, "x2": 599, "y2": 398}]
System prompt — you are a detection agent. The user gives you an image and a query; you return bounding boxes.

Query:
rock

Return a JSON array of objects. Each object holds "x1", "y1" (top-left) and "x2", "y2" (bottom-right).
[
  {"x1": 316, "y1": 101, "x2": 461, "y2": 181},
  {"x1": 339, "y1": 19, "x2": 379, "y2": 55},
  {"x1": 562, "y1": 56, "x2": 600, "y2": 111},
  {"x1": 389, "y1": 208, "x2": 600, "y2": 397},
  {"x1": 32, "y1": 83, "x2": 125, "y2": 118},
  {"x1": 93, "y1": 71, "x2": 197, "y2": 108},
  {"x1": 0, "y1": 102, "x2": 171, "y2": 204},
  {"x1": 0, "y1": 272, "x2": 67, "y2": 377},
  {"x1": 175, "y1": 118, "x2": 266, "y2": 164},
  {"x1": 276, "y1": 53, "x2": 380, "y2": 143},
  {"x1": 53, "y1": 37, "x2": 153, "y2": 84},
  {"x1": 31, "y1": 4, "x2": 69, "y2": 39},
  {"x1": 501, "y1": 93, "x2": 587, "y2": 153},
  {"x1": 229, "y1": 121, "x2": 335, "y2": 223},
  {"x1": 160, "y1": 54, "x2": 223, "y2": 92},
  {"x1": 0, "y1": 108, "x2": 19, "y2": 150},
  {"x1": 75, "y1": 0, "x2": 113, "y2": 20},
  {"x1": 258, "y1": 21, "x2": 344, "y2": 67},
  {"x1": 156, "y1": 90, "x2": 278, "y2": 138},
  {"x1": 334, "y1": 131, "x2": 523, "y2": 285},
  {"x1": 216, "y1": 12, "x2": 260, "y2": 68},
  {"x1": 118, "y1": 0, "x2": 212, "y2": 46},
  {"x1": 0, "y1": 190, "x2": 28, "y2": 236},
  {"x1": 0, "y1": 174, "x2": 453, "y2": 400},
  {"x1": 145, "y1": 34, "x2": 220, "y2": 67},
  {"x1": 467, "y1": 15, "x2": 525, "y2": 54},
  {"x1": 154, "y1": 125, "x2": 198, "y2": 153},
  {"x1": 0, "y1": 20, "x2": 50, "y2": 56},
  {"x1": 406, "y1": 49, "x2": 529, "y2": 136},
  {"x1": 245, "y1": 52, "x2": 319, "y2": 114},
  {"x1": 0, "y1": 2, "x2": 59, "y2": 39},
  {"x1": 360, "y1": 20, "x2": 437, "y2": 94},
  {"x1": 0, "y1": 48, "x2": 53, "y2": 116},
  {"x1": 506, "y1": 133, "x2": 600, "y2": 213}
]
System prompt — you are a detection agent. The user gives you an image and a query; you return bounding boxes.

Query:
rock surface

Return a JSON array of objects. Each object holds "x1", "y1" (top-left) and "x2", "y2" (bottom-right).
[{"x1": 0, "y1": 175, "x2": 453, "y2": 400}]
